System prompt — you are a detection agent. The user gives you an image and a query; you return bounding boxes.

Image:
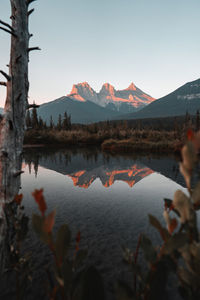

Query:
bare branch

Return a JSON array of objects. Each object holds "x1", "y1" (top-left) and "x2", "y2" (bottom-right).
[
  {"x1": 0, "y1": 70, "x2": 11, "y2": 81},
  {"x1": 28, "y1": 47, "x2": 41, "y2": 52},
  {"x1": 28, "y1": 8, "x2": 34, "y2": 16},
  {"x1": 29, "y1": 33, "x2": 33, "y2": 39},
  {"x1": 13, "y1": 171, "x2": 24, "y2": 177},
  {"x1": 0, "y1": 26, "x2": 17, "y2": 37},
  {"x1": 27, "y1": 0, "x2": 37, "y2": 5},
  {"x1": 0, "y1": 82, "x2": 7, "y2": 87},
  {"x1": 27, "y1": 103, "x2": 40, "y2": 109},
  {"x1": 0, "y1": 20, "x2": 13, "y2": 31}
]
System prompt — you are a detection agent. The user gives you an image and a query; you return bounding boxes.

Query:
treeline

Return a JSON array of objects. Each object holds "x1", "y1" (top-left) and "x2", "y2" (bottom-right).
[
  {"x1": 72, "y1": 110, "x2": 200, "y2": 134},
  {"x1": 26, "y1": 107, "x2": 200, "y2": 134},
  {"x1": 26, "y1": 107, "x2": 71, "y2": 130}
]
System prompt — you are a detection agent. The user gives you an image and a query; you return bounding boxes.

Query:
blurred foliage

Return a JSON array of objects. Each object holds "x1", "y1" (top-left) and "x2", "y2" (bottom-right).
[
  {"x1": 4, "y1": 129, "x2": 200, "y2": 299},
  {"x1": 117, "y1": 129, "x2": 200, "y2": 300},
  {"x1": 31, "y1": 188, "x2": 104, "y2": 300}
]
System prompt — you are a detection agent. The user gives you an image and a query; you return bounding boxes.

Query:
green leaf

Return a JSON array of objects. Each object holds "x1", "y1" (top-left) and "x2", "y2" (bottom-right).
[
  {"x1": 55, "y1": 224, "x2": 71, "y2": 262},
  {"x1": 163, "y1": 233, "x2": 188, "y2": 255},
  {"x1": 62, "y1": 260, "x2": 73, "y2": 289},
  {"x1": 32, "y1": 213, "x2": 50, "y2": 244},
  {"x1": 178, "y1": 267, "x2": 197, "y2": 287},
  {"x1": 148, "y1": 214, "x2": 170, "y2": 241},
  {"x1": 140, "y1": 234, "x2": 157, "y2": 264}
]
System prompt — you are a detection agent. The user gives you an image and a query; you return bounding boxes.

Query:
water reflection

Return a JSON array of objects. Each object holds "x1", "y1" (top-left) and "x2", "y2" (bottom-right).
[
  {"x1": 23, "y1": 147, "x2": 184, "y2": 188},
  {"x1": 21, "y1": 147, "x2": 187, "y2": 300}
]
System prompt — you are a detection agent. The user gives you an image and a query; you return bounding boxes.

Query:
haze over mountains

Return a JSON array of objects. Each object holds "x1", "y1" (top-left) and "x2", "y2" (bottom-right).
[{"x1": 37, "y1": 82, "x2": 155, "y2": 124}]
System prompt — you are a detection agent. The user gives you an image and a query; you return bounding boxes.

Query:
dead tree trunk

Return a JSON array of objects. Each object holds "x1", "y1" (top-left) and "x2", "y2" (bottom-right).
[{"x1": 0, "y1": 0, "x2": 39, "y2": 270}]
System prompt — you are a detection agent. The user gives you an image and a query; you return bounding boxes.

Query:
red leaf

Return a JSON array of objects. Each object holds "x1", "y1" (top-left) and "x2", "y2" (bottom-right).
[
  {"x1": 76, "y1": 231, "x2": 81, "y2": 243},
  {"x1": 75, "y1": 231, "x2": 81, "y2": 253},
  {"x1": 44, "y1": 210, "x2": 56, "y2": 233},
  {"x1": 14, "y1": 194, "x2": 23, "y2": 205},
  {"x1": 169, "y1": 203, "x2": 174, "y2": 211},
  {"x1": 32, "y1": 189, "x2": 47, "y2": 216},
  {"x1": 168, "y1": 218, "x2": 178, "y2": 235},
  {"x1": 187, "y1": 129, "x2": 194, "y2": 141}
]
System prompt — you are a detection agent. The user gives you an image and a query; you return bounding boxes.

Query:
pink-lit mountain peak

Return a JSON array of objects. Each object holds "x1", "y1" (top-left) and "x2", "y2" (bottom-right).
[
  {"x1": 67, "y1": 81, "x2": 97, "y2": 102},
  {"x1": 70, "y1": 82, "x2": 94, "y2": 93},
  {"x1": 126, "y1": 82, "x2": 137, "y2": 91},
  {"x1": 100, "y1": 83, "x2": 116, "y2": 95},
  {"x1": 67, "y1": 81, "x2": 155, "y2": 111}
]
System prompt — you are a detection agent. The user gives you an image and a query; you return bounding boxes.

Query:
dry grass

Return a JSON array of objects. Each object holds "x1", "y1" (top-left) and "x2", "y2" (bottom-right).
[{"x1": 24, "y1": 129, "x2": 183, "y2": 153}]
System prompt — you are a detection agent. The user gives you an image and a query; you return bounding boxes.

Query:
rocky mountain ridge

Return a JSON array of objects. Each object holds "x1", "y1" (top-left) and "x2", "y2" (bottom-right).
[
  {"x1": 67, "y1": 81, "x2": 155, "y2": 113},
  {"x1": 117, "y1": 78, "x2": 200, "y2": 120}
]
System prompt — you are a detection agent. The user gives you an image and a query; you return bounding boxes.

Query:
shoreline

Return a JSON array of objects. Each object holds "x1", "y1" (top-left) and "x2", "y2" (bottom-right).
[
  {"x1": 23, "y1": 140, "x2": 182, "y2": 155},
  {"x1": 23, "y1": 129, "x2": 183, "y2": 154}
]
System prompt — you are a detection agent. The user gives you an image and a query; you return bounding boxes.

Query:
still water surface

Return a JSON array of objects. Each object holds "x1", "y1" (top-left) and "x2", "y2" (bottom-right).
[{"x1": 21, "y1": 148, "x2": 186, "y2": 299}]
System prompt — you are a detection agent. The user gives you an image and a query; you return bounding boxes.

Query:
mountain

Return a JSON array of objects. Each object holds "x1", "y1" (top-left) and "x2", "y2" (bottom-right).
[
  {"x1": 37, "y1": 96, "x2": 120, "y2": 124},
  {"x1": 67, "y1": 82, "x2": 155, "y2": 114},
  {"x1": 37, "y1": 81, "x2": 155, "y2": 124},
  {"x1": 118, "y1": 78, "x2": 200, "y2": 120}
]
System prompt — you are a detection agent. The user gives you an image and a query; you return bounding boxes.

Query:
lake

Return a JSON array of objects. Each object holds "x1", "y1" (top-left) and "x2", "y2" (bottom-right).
[{"x1": 20, "y1": 147, "x2": 186, "y2": 299}]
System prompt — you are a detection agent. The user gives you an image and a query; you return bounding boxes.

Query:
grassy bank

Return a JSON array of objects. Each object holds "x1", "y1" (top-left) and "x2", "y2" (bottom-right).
[
  {"x1": 101, "y1": 138, "x2": 182, "y2": 153},
  {"x1": 24, "y1": 128, "x2": 184, "y2": 153}
]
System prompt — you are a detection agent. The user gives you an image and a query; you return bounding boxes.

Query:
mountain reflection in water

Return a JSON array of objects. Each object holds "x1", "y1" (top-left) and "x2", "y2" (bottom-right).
[
  {"x1": 21, "y1": 148, "x2": 187, "y2": 300},
  {"x1": 23, "y1": 147, "x2": 184, "y2": 188}
]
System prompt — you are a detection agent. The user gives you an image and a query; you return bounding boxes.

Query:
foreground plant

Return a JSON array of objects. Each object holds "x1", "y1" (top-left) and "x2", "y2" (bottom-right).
[
  {"x1": 32, "y1": 189, "x2": 105, "y2": 300},
  {"x1": 118, "y1": 129, "x2": 200, "y2": 300},
  {"x1": 1, "y1": 195, "x2": 31, "y2": 300}
]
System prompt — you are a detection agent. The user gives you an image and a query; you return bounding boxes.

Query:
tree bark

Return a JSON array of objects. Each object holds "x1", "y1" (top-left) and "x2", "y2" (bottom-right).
[{"x1": 0, "y1": 0, "x2": 33, "y2": 271}]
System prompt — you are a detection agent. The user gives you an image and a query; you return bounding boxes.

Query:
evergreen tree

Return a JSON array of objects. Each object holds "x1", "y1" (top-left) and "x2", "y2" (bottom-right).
[
  {"x1": 43, "y1": 121, "x2": 47, "y2": 130},
  {"x1": 49, "y1": 115, "x2": 54, "y2": 129},
  {"x1": 62, "y1": 111, "x2": 71, "y2": 130},
  {"x1": 57, "y1": 114, "x2": 62, "y2": 131},
  {"x1": 31, "y1": 107, "x2": 39, "y2": 129},
  {"x1": 68, "y1": 114, "x2": 72, "y2": 130},
  {"x1": 38, "y1": 117, "x2": 44, "y2": 130},
  {"x1": 25, "y1": 109, "x2": 32, "y2": 128}
]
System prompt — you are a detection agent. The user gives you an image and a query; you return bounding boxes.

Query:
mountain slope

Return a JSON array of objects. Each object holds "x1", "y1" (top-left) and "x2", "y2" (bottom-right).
[
  {"x1": 118, "y1": 78, "x2": 200, "y2": 120},
  {"x1": 67, "y1": 82, "x2": 155, "y2": 114},
  {"x1": 37, "y1": 96, "x2": 121, "y2": 124}
]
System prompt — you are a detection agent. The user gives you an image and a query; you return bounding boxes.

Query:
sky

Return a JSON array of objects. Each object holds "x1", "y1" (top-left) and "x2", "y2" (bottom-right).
[{"x1": 0, "y1": 0, "x2": 200, "y2": 106}]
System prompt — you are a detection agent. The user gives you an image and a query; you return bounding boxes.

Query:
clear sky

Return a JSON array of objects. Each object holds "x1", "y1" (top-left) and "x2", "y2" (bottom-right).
[{"x1": 0, "y1": 0, "x2": 200, "y2": 106}]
